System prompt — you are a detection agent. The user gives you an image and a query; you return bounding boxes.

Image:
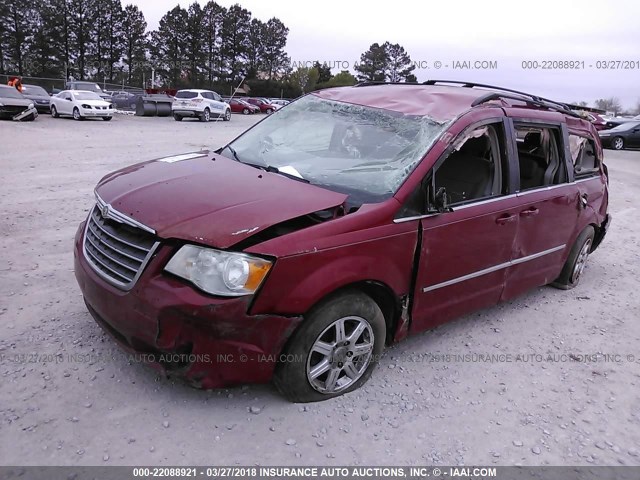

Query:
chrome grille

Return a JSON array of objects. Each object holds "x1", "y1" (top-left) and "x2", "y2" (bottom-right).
[{"x1": 83, "y1": 205, "x2": 158, "y2": 289}]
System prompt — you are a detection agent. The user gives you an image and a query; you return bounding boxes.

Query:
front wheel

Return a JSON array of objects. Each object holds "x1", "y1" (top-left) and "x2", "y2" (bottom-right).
[
  {"x1": 266, "y1": 108, "x2": 274, "y2": 114},
  {"x1": 173, "y1": 114, "x2": 182, "y2": 121},
  {"x1": 612, "y1": 136, "x2": 624, "y2": 150},
  {"x1": 73, "y1": 107, "x2": 83, "y2": 121},
  {"x1": 551, "y1": 226, "x2": 595, "y2": 290},
  {"x1": 274, "y1": 291, "x2": 386, "y2": 402},
  {"x1": 242, "y1": 108, "x2": 249, "y2": 115},
  {"x1": 223, "y1": 109, "x2": 231, "y2": 121},
  {"x1": 102, "y1": 116, "x2": 112, "y2": 121},
  {"x1": 50, "y1": 105, "x2": 59, "y2": 118}
]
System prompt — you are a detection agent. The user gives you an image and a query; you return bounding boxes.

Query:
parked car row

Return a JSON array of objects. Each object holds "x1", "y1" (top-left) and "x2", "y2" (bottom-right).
[{"x1": 2, "y1": 80, "x2": 294, "y2": 123}]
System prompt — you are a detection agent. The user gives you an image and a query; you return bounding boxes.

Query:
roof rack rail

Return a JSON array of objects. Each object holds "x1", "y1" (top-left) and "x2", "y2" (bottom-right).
[
  {"x1": 354, "y1": 81, "x2": 419, "y2": 87},
  {"x1": 353, "y1": 79, "x2": 581, "y2": 118},
  {"x1": 423, "y1": 79, "x2": 579, "y2": 118},
  {"x1": 469, "y1": 92, "x2": 580, "y2": 118}
]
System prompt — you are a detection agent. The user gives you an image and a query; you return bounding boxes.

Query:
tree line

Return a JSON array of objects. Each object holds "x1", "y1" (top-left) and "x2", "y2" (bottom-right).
[{"x1": 0, "y1": 0, "x2": 419, "y2": 96}]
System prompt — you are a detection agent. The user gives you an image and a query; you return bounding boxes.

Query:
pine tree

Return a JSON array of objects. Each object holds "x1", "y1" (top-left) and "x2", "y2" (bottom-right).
[
  {"x1": 245, "y1": 18, "x2": 265, "y2": 79},
  {"x1": 28, "y1": 0, "x2": 66, "y2": 77},
  {"x1": 185, "y1": 2, "x2": 204, "y2": 86},
  {"x1": 201, "y1": 1, "x2": 225, "y2": 86},
  {"x1": 313, "y1": 61, "x2": 333, "y2": 84},
  {"x1": 383, "y1": 42, "x2": 415, "y2": 82},
  {"x1": 354, "y1": 43, "x2": 388, "y2": 82},
  {"x1": 121, "y1": 4, "x2": 146, "y2": 86},
  {"x1": 4, "y1": 0, "x2": 36, "y2": 75},
  {"x1": 149, "y1": 6, "x2": 188, "y2": 87},
  {"x1": 261, "y1": 18, "x2": 289, "y2": 80},
  {"x1": 67, "y1": 0, "x2": 93, "y2": 79},
  {"x1": 220, "y1": 4, "x2": 251, "y2": 83}
]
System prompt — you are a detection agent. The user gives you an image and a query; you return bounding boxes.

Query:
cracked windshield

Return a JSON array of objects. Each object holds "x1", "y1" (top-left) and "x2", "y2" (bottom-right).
[{"x1": 223, "y1": 94, "x2": 449, "y2": 203}]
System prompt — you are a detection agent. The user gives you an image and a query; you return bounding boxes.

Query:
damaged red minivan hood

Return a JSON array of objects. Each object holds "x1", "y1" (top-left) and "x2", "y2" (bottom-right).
[{"x1": 95, "y1": 152, "x2": 347, "y2": 248}]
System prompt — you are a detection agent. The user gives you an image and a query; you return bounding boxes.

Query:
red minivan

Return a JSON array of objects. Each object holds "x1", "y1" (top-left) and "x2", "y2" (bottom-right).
[{"x1": 74, "y1": 81, "x2": 610, "y2": 402}]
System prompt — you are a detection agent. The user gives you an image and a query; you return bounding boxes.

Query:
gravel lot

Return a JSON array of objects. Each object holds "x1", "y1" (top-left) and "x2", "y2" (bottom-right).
[{"x1": 0, "y1": 113, "x2": 639, "y2": 467}]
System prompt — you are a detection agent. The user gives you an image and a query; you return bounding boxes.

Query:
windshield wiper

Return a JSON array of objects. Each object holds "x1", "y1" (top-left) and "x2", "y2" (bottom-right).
[
  {"x1": 223, "y1": 144, "x2": 241, "y2": 162},
  {"x1": 222, "y1": 145, "x2": 309, "y2": 183},
  {"x1": 252, "y1": 164, "x2": 310, "y2": 183}
]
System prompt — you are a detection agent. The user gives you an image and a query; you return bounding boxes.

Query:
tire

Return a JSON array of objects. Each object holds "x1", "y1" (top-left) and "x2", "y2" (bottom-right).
[
  {"x1": 551, "y1": 226, "x2": 595, "y2": 290},
  {"x1": 173, "y1": 114, "x2": 183, "y2": 122},
  {"x1": 612, "y1": 136, "x2": 624, "y2": 150},
  {"x1": 242, "y1": 108, "x2": 249, "y2": 115},
  {"x1": 102, "y1": 116, "x2": 112, "y2": 121},
  {"x1": 200, "y1": 108, "x2": 210, "y2": 122},
  {"x1": 73, "y1": 107, "x2": 83, "y2": 121},
  {"x1": 274, "y1": 291, "x2": 386, "y2": 402},
  {"x1": 223, "y1": 109, "x2": 231, "y2": 121},
  {"x1": 50, "y1": 105, "x2": 59, "y2": 118},
  {"x1": 266, "y1": 108, "x2": 274, "y2": 114}
]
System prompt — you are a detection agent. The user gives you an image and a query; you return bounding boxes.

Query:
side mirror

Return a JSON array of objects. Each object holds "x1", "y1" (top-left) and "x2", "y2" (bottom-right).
[{"x1": 429, "y1": 187, "x2": 453, "y2": 214}]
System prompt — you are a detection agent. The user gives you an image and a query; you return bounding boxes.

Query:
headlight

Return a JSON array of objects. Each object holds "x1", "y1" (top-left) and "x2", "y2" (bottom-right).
[
  {"x1": 165, "y1": 245, "x2": 272, "y2": 296},
  {"x1": 28, "y1": 103, "x2": 34, "y2": 109}
]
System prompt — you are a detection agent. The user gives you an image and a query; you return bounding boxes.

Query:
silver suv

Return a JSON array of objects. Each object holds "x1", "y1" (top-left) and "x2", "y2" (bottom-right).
[{"x1": 172, "y1": 89, "x2": 231, "y2": 122}]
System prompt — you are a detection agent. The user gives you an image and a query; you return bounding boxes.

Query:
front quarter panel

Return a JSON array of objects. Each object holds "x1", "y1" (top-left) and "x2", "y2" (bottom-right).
[{"x1": 250, "y1": 221, "x2": 418, "y2": 316}]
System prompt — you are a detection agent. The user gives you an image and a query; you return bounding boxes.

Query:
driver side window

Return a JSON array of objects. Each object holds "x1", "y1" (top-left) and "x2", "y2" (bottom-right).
[{"x1": 432, "y1": 123, "x2": 505, "y2": 206}]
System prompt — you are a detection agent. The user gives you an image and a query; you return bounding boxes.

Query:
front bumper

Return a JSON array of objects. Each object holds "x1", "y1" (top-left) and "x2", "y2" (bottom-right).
[
  {"x1": 81, "y1": 107, "x2": 113, "y2": 117},
  {"x1": 73, "y1": 221, "x2": 302, "y2": 389}
]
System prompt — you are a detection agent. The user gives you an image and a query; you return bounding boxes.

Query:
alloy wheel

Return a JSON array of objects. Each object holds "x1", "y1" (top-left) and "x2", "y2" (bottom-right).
[
  {"x1": 613, "y1": 137, "x2": 624, "y2": 150},
  {"x1": 306, "y1": 316, "x2": 374, "y2": 394},
  {"x1": 571, "y1": 238, "x2": 592, "y2": 283}
]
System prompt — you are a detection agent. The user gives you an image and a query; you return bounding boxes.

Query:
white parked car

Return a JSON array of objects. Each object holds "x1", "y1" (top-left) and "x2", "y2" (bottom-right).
[
  {"x1": 172, "y1": 89, "x2": 231, "y2": 122},
  {"x1": 50, "y1": 90, "x2": 114, "y2": 121},
  {"x1": 270, "y1": 99, "x2": 290, "y2": 107}
]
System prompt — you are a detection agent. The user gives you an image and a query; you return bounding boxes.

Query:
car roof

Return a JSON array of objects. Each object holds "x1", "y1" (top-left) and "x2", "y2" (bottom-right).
[
  {"x1": 178, "y1": 89, "x2": 213, "y2": 93},
  {"x1": 313, "y1": 83, "x2": 583, "y2": 123}
]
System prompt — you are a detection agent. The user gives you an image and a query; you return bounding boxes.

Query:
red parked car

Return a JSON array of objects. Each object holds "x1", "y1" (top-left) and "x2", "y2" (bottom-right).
[
  {"x1": 74, "y1": 81, "x2": 610, "y2": 402},
  {"x1": 246, "y1": 97, "x2": 277, "y2": 114},
  {"x1": 224, "y1": 97, "x2": 260, "y2": 114}
]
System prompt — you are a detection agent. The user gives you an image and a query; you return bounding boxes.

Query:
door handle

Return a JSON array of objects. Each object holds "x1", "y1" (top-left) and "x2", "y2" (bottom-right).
[
  {"x1": 495, "y1": 214, "x2": 517, "y2": 225},
  {"x1": 520, "y1": 207, "x2": 539, "y2": 217},
  {"x1": 580, "y1": 193, "x2": 589, "y2": 208}
]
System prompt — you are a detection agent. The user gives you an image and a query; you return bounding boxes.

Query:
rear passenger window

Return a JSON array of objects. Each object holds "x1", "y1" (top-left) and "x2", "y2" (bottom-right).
[
  {"x1": 569, "y1": 135, "x2": 599, "y2": 178},
  {"x1": 515, "y1": 125, "x2": 567, "y2": 190},
  {"x1": 432, "y1": 123, "x2": 505, "y2": 205}
]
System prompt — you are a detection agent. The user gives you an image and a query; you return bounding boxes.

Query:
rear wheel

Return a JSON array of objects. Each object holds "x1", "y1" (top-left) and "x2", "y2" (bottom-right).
[
  {"x1": 200, "y1": 108, "x2": 210, "y2": 122},
  {"x1": 274, "y1": 291, "x2": 385, "y2": 402},
  {"x1": 552, "y1": 226, "x2": 595, "y2": 290},
  {"x1": 173, "y1": 114, "x2": 183, "y2": 122},
  {"x1": 50, "y1": 105, "x2": 59, "y2": 118},
  {"x1": 612, "y1": 136, "x2": 624, "y2": 150},
  {"x1": 73, "y1": 107, "x2": 83, "y2": 121}
]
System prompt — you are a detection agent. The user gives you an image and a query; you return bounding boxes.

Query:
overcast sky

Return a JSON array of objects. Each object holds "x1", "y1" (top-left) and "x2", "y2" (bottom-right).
[{"x1": 129, "y1": 0, "x2": 640, "y2": 109}]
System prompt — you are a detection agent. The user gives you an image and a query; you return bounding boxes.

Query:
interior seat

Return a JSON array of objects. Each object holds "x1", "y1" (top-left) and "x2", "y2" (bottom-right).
[{"x1": 436, "y1": 137, "x2": 494, "y2": 203}]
